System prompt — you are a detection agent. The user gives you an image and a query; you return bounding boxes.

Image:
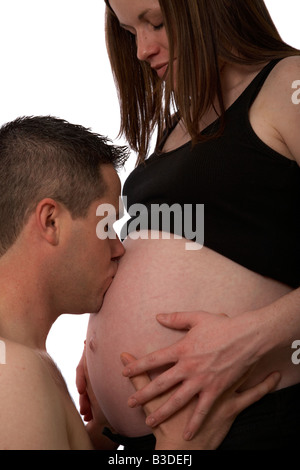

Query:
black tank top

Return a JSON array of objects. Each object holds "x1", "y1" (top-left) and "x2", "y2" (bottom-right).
[{"x1": 122, "y1": 60, "x2": 300, "y2": 288}]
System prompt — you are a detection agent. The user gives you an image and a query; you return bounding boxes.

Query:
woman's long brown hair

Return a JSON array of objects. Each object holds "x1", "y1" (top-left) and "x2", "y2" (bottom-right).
[{"x1": 104, "y1": 0, "x2": 300, "y2": 164}]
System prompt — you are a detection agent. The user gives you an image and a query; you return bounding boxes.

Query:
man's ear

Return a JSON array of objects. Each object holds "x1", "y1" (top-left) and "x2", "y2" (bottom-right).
[{"x1": 35, "y1": 198, "x2": 62, "y2": 246}]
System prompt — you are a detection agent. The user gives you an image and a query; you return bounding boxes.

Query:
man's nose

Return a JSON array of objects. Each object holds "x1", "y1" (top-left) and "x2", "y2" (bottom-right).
[{"x1": 136, "y1": 31, "x2": 160, "y2": 62}]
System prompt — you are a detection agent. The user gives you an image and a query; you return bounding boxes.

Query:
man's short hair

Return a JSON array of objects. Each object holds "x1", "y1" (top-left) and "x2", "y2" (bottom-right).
[{"x1": 0, "y1": 115, "x2": 129, "y2": 256}]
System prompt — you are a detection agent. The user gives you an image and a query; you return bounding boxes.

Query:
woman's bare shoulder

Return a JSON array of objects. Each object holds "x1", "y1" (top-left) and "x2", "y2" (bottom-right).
[{"x1": 264, "y1": 56, "x2": 300, "y2": 92}]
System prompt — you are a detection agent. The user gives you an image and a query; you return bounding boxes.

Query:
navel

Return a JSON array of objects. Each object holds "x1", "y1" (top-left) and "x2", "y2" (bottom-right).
[{"x1": 88, "y1": 333, "x2": 97, "y2": 353}]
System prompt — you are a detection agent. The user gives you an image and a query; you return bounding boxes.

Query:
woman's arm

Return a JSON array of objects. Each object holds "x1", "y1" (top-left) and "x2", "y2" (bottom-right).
[{"x1": 122, "y1": 288, "x2": 300, "y2": 440}]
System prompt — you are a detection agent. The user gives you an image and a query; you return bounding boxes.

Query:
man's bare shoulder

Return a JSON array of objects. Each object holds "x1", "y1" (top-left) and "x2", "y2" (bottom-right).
[
  {"x1": 0, "y1": 338, "x2": 57, "y2": 388},
  {"x1": 0, "y1": 338, "x2": 70, "y2": 450}
]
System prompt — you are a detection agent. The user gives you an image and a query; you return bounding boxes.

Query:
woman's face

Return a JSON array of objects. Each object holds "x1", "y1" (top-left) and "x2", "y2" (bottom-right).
[{"x1": 109, "y1": 0, "x2": 176, "y2": 80}]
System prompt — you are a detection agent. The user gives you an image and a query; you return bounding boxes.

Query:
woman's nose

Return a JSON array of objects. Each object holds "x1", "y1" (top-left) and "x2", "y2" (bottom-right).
[{"x1": 136, "y1": 32, "x2": 160, "y2": 62}]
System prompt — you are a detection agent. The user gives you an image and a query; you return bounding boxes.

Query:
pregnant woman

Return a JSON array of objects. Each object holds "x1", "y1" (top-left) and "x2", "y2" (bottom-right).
[{"x1": 82, "y1": 0, "x2": 300, "y2": 450}]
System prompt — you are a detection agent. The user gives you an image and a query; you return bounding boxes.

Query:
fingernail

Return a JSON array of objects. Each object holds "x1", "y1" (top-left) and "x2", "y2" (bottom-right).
[
  {"x1": 157, "y1": 314, "x2": 167, "y2": 320},
  {"x1": 128, "y1": 398, "x2": 138, "y2": 408},
  {"x1": 122, "y1": 368, "x2": 131, "y2": 377},
  {"x1": 146, "y1": 416, "x2": 156, "y2": 427},
  {"x1": 120, "y1": 354, "x2": 129, "y2": 366},
  {"x1": 273, "y1": 372, "x2": 281, "y2": 383},
  {"x1": 157, "y1": 314, "x2": 168, "y2": 324},
  {"x1": 184, "y1": 432, "x2": 193, "y2": 441}
]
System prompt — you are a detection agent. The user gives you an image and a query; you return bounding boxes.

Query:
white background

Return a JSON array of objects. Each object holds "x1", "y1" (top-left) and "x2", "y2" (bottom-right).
[{"x1": 0, "y1": 1, "x2": 299, "y2": 410}]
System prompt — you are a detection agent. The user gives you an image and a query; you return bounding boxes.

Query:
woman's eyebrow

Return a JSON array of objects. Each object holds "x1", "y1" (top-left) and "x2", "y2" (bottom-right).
[{"x1": 119, "y1": 8, "x2": 152, "y2": 29}]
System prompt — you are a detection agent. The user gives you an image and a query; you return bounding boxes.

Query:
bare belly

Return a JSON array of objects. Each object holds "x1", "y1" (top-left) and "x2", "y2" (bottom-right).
[{"x1": 86, "y1": 231, "x2": 295, "y2": 437}]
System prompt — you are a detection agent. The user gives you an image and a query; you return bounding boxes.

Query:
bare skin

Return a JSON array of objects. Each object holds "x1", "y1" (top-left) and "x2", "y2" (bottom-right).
[
  {"x1": 86, "y1": 234, "x2": 292, "y2": 437},
  {"x1": 80, "y1": 348, "x2": 280, "y2": 450},
  {"x1": 0, "y1": 340, "x2": 94, "y2": 450}
]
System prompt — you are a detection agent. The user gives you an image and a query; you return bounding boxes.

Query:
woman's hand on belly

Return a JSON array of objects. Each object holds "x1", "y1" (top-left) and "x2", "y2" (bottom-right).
[
  {"x1": 123, "y1": 310, "x2": 263, "y2": 440},
  {"x1": 122, "y1": 293, "x2": 300, "y2": 441},
  {"x1": 122, "y1": 352, "x2": 281, "y2": 449}
]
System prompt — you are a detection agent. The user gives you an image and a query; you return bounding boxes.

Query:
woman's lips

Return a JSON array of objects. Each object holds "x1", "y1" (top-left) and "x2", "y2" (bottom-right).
[{"x1": 154, "y1": 63, "x2": 168, "y2": 79}]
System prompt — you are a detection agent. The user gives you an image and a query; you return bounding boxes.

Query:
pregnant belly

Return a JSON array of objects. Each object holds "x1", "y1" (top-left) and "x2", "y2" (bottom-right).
[{"x1": 86, "y1": 232, "x2": 293, "y2": 437}]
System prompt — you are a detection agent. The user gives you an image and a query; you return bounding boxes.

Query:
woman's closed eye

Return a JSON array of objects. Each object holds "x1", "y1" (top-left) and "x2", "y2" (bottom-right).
[{"x1": 152, "y1": 22, "x2": 164, "y2": 31}]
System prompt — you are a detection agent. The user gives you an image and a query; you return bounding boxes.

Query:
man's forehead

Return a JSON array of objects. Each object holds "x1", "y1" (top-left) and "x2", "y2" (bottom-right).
[
  {"x1": 101, "y1": 164, "x2": 121, "y2": 194},
  {"x1": 101, "y1": 163, "x2": 120, "y2": 180},
  {"x1": 98, "y1": 164, "x2": 123, "y2": 218}
]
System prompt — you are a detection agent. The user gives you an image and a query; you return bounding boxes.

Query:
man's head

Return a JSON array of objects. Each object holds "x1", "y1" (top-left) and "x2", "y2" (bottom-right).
[
  {"x1": 0, "y1": 115, "x2": 128, "y2": 256},
  {"x1": 0, "y1": 116, "x2": 127, "y2": 316}
]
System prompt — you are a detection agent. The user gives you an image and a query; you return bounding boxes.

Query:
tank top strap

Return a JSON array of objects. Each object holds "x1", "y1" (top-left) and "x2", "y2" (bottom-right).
[
  {"x1": 237, "y1": 58, "x2": 283, "y2": 108},
  {"x1": 157, "y1": 59, "x2": 284, "y2": 152}
]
